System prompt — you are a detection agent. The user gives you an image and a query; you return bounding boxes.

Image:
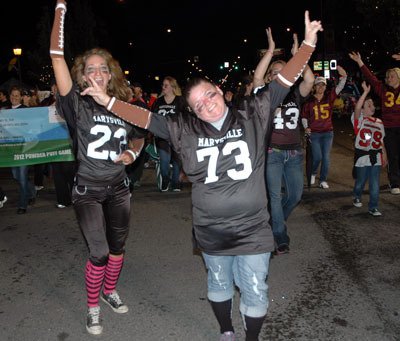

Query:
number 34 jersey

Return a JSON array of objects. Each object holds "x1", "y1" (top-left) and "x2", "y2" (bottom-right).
[
  {"x1": 149, "y1": 88, "x2": 284, "y2": 255},
  {"x1": 57, "y1": 86, "x2": 140, "y2": 186}
]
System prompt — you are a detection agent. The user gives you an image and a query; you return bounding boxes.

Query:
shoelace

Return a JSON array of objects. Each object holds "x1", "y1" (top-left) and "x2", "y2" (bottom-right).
[
  {"x1": 109, "y1": 292, "x2": 123, "y2": 305},
  {"x1": 89, "y1": 307, "x2": 100, "y2": 324}
]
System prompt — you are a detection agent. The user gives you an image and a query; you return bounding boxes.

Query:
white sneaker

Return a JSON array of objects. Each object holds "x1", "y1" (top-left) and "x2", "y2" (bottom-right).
[
  {"x1": 35, "y1": 185, "x2": 44, "y2": 191},
  {"x1": 220, "y1": 331, "x2": 235, "y2": 341},
  {"x1": 390, "y1": 187, "x2": 400, "y2": 195},
  {"x1": 86, "y1": 306, "x2": 103, "y2": 335},
  {"x1": 310, "y1": 175, "x2": 316, "y2": 185},
  {"x1": 101, "y1": 291, "x2": 129, "y2": 313},
  {"x1": 319, "y1": 181, "x2": 329, "y2": 189},
  {"x1": 0, "y1": 196, "x2": 7, "y2": 208}
]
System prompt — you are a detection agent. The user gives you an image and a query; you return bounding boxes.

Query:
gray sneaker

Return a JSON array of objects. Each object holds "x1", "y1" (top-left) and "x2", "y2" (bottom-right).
[
  {"x1": 0, "y1": 196, "x2": 7, "y2": 208},
  {"x1": 220, "y1": 331, "x2": 235, "y2": 341},
  {"x1": 353, "y1": 198, "x2": 362, "y2": 208},
  {"x1": 368, "y1": 208, "x2": 382, "y2": 217},
  {"x1": 86, "y1": 306, "x2": 103, "y2": 335},
  {"x1": 101, "y1": 291, "x2": 129, "y2": 313}
]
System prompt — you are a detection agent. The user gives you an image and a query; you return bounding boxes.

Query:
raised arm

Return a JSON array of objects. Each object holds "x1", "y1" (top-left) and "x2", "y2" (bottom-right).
[
  {"x1": 50, "y1": 0, "x2": 73, "y2": 96},
  {"x1": 348, "y1": 51, "x2": 364, "y2": 68},
  {"x1": 335, "y1": 65, "x2": 348, "y2": 95},
  {"x1": 277, "y1": 10, "x2": 323, "y2": 88},
  {"x1": 354, "y1": 81, "x2": 370, "y2": 121},
  {"x1": 253, "y1": 27, "x2": 275, "y2": 89},
  {"x1": 83, "y1": 11, "x2": 322, "y2": 129},
  {"x1": 289, "y1": 33, "x2": 315, "y2": 97},
  {"x1": 349, "y1": 51, "x2": 384, "y2": 97}
]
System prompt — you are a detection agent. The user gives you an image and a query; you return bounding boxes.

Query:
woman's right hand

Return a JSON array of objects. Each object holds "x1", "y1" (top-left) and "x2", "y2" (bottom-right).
[{"x1": 80, "y1": 75, "x2": 111, "y2": 107}]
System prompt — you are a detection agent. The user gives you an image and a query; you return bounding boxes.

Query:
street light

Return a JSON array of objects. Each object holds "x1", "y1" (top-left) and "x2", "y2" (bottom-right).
[{"x1": 13, "y1": 47, "x2": 22, "y2": 84}]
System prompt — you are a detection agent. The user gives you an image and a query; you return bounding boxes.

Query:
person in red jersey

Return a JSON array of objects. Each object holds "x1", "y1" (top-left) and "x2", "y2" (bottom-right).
[
  {"x1": 349, "y1": 51, "x2": 400, "y2": 195},
  {"x1": 301, "y1": 66, "x2": 347, "y2": 189}
]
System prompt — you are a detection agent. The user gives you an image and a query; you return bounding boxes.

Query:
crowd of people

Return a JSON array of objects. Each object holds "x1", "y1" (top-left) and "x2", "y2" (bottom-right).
[{"x1": 1, "y1": 0, "x2": 400, "y2": 339}]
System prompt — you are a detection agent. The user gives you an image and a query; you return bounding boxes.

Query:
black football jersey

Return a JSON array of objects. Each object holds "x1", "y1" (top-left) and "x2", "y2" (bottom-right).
[
  {"x1": 269, "y1": 87, "x2": 305, "y2": 149},
  {"x1": 148, "y1": 82, "x2": 289, "y2": 255},
  {"x1": 57, "y1": 86, "x2": 141, "y2": 186},
  {"x1": 152, "y1": 95, "x2": 185, "y2": 151}
]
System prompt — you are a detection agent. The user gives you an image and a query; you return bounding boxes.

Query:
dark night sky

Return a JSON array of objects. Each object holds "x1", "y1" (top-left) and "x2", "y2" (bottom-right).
[{"x1": 0, "y1": 0, "x2": 382, "y2": 90}]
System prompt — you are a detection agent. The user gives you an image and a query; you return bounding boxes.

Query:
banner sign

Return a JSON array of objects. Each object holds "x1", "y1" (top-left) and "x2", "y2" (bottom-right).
[{"x1": 0, "y1": 106, "x2": 74, "y2": 167}]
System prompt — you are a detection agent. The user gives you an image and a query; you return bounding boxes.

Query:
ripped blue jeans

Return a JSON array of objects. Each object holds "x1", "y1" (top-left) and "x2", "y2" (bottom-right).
[{"x1": 202, "y1": 252, "x2": 271, "y2": 318}]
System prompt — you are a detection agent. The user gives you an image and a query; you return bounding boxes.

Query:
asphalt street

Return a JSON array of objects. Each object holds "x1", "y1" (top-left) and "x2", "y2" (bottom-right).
[{"x1": 0, "y1": 117, "x2": 399, "y2": 341}]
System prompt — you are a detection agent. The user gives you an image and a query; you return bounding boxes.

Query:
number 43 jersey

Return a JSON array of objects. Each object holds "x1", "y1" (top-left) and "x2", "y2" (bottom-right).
[
  {"x1": 57, "y1": 86, "x2": 141, "y2": 186},
  {"x1": 149, "y1": 86, "x2": 287, "y2": 256}
]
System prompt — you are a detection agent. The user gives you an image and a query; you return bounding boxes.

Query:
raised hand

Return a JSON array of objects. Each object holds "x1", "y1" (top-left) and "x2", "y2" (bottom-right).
[
  {"x1": 50, "y1": 0, "x2": 67, "y2": 59},
  {"x1": 348, "y1": 51, "x2": 364, "y2": 66},
  {"x1": 266, "y1": 27, "x2": 275, "y2": 54},
  {"x1": 80, "y1": 75, "x2": 111, "y2": 107},
  {"x1": 392, "y1": 53, "x2": 400, "y2": 61},
  {"x1": 361, "y1": 81, "x2": 370, "y2": 94},
  {"x1": 304, "y1": 10, "x2": 323, "y2": 46}
]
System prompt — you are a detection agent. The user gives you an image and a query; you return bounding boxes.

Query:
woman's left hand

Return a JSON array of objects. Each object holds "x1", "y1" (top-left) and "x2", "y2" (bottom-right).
[{"x1": 114, "y1": 151, "x2": 135, "y2": 165}]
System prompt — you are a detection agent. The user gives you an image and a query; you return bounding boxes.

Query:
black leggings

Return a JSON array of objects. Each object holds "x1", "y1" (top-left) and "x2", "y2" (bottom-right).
[{"x1": 72, "y1": 179, "x2": 131, "y2": 266}]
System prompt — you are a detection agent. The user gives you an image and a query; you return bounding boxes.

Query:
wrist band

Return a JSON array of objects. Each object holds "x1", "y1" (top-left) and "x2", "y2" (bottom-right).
[
  {"x1": 56, "y1": 3, "x2": 67, "y2": 11},
  {"x1": 106, "y1": 97, "x2": 116, "y2": 111},
  {"x1": 302, "y1": 40, "x2": 316, "y2": 48},
  {"x1": 125, "y1": 149, "x2": 138, "y2": 160}
]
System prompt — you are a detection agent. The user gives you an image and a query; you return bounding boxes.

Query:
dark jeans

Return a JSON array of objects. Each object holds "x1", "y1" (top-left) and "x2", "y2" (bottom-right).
[
  {"x1": 159, "y1": 147, "x2": 181, "y2": 186},
  {"x1": 266, "y1": 148, "x2": 304, "y2": 247},
  {"x1": 11, "y1": 166, "x2": 36, "y2": 209},
  {"x1": 310, "y1": 131, "x2": 334, "y2": 182},
  {"x1": 384, "y1": 127, "x2": 400, "y2": 188},
  {"x1": 52, "y1": 161, "x2": 75, "y2": 205},
  {"x1": 353, "y1": 165, "x2": 381, "y2": 210},
  {"x1": 0, "y1": 186, "x2": 5, "y2": 201}
]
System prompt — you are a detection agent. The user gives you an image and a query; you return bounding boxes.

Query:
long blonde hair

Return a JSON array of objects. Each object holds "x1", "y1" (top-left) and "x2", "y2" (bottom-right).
[
  {"x1": 164, "y1": 76, "x2": 182, "y2": 96},
  {"x1": 71, "y1": 48, "x2": 130, "y2": 102},
  {"x1": 265, "y1": 60, "x2": 286, "y2": 83}
]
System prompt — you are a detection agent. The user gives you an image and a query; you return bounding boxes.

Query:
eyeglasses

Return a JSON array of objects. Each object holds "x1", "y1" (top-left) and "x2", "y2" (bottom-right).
[
  {"x1": 84, "y1": 65, "x2": 110, "y2": 75},
  {"x1": 193, "y1": 91, "x2": 218, "y2": 113}
]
